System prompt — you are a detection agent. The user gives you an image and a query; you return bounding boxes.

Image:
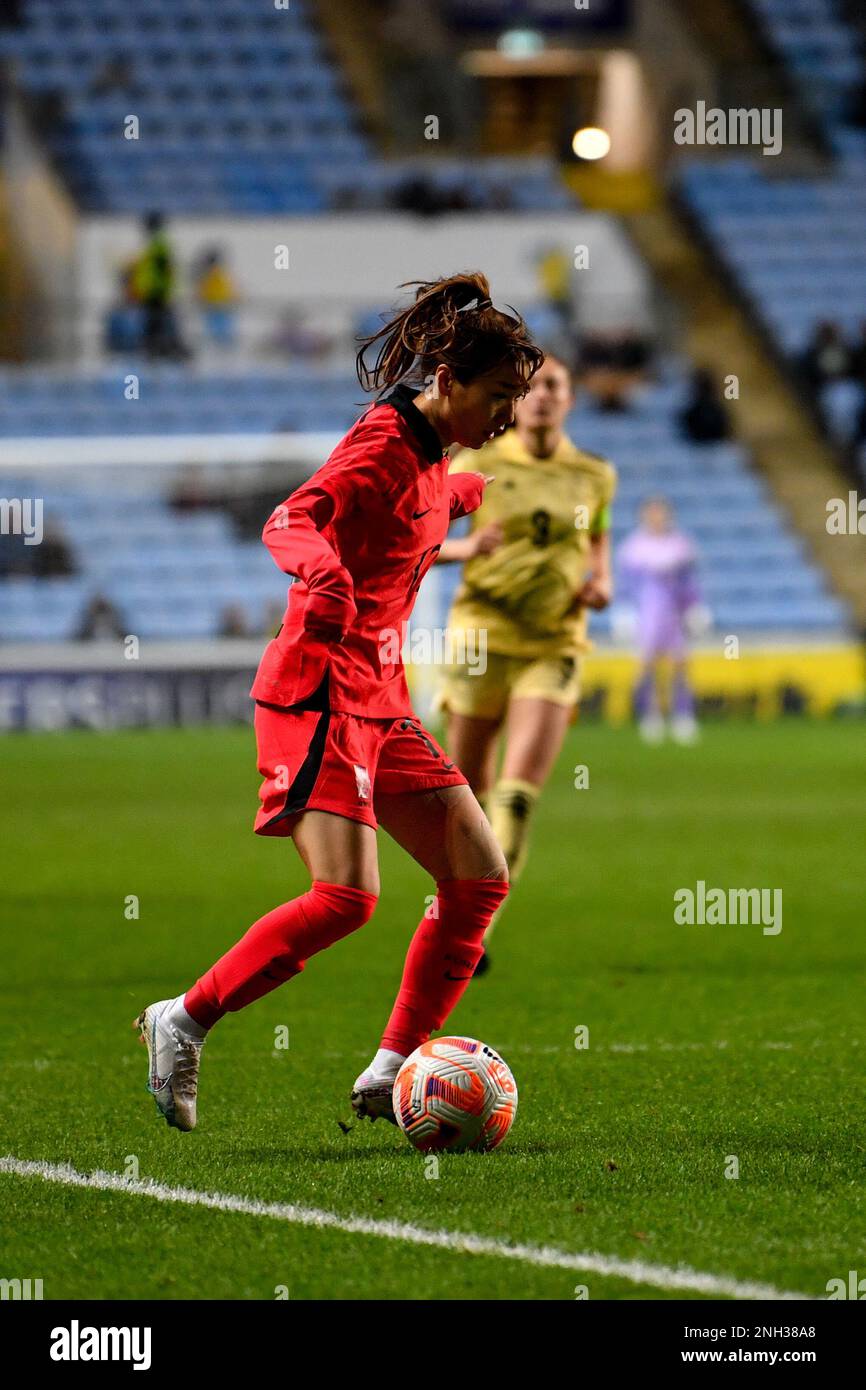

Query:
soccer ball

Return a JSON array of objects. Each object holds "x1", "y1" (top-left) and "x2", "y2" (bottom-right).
[{"x1": 392, "y1": 1036, "x2": 518, "y2": 1153}]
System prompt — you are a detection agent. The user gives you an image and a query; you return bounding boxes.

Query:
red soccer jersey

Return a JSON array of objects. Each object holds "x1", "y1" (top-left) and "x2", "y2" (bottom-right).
[{"x1": 250, "y1": 384, "x2": 486, "y2": 717}]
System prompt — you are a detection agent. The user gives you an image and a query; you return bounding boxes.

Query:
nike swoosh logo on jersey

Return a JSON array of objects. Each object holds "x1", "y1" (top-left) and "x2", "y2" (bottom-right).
[
  {"x1": 412, "y1": 507, "x2": 433, "y2": 519},
  {"x1": 444, "y1": 970, "x2": 473, "y2": 981}
]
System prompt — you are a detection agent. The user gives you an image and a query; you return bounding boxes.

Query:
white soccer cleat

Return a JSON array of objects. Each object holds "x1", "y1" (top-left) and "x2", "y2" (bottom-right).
[
  {"x1": 670, "y1": 714, "x2": 699, "y2": 745},
  {"x1": 639, "y1": 712, "x2": 666, "y2": 744},
  {"x1": 350, "y1": 1066, "x2": 400, "y2": 1125},
  {"x1": 133, "y1": 998, "x2": 205, "y2": 1132}
]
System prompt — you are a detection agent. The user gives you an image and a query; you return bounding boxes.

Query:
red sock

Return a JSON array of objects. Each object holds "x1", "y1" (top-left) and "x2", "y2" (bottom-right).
[
  {"x1": 184, "y1": 880, "x2": 377, "y2": 1028},
  {"x1": 379, "y1": 877, "x2": 508, "y2": 1056}
]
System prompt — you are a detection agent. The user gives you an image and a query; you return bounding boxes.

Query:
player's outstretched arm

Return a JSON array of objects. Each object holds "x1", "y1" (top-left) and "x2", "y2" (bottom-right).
[
  {"x1": 437, "y1": 520, "x2": 504, "y2": 564},
  {"x1": 436, "y1": 471, "x2": 499, "y2": 563},
  {"x1": 575, "y1": 531, "x2": 613, "y2": 611}
]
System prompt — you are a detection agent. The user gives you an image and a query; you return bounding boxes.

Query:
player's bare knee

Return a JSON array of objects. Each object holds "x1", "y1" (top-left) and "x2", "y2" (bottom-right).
[{"x1": 480, "y1": 853, "x2": 509, "y2": 885}]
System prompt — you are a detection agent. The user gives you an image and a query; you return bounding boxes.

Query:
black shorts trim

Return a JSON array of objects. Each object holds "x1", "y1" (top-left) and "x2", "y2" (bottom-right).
[
  {"x1": 261, "y1": 669, "x2": 332, "y2": 826},
  {"x1": 255, "y1": 666, "x2": 331, "y2": 715}
]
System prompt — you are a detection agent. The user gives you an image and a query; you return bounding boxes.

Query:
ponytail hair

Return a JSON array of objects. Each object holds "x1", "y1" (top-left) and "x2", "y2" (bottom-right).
[{"x1": 355, "y1": 271, "x2": 544, "y2": 394}]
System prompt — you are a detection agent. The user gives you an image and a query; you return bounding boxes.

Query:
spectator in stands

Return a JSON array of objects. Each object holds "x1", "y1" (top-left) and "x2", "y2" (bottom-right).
[
  {"x1": 35, "y1": 521, "x2": 75, "y2": 576},
  {"x1": 26, "y1": 87, "x2": 68, "y2": 143},
  {"x1": 800, "y1": 320, "x2": 851, "y2": 389},
  {"x1": 616, "y1": 331, "x2": 652, "y2": 375},
  {"x1": 579, "y1": 329, "x2": 652, "y2": 412},
  {"x1": 391, "y1": 177, "x2": 475, "y2": 215},
  {"x1": 0, "y1": 529, "x2": 26, "y2": 577},
  {"x1": 132, "y1": 211, "x2": 189, "y2": 361},
  {"x1": 264, "y1": 307, "x2": 332, "y2": 361},
  {"x1": 88, "y1": 53, "x2": 134, "y2": 99},
  {"x1": 678, "y1": 368, "x2": 731, "y2": 445},
  {"x1": 378, "y1": 0, "x2": 476, "y2": 153},
  {"x1": 263, "y1": 600, "x2": 285, "y2": 638},
  {"x1": 846, "y1": 77, "x2": 866, "y2": 129},
  {"x1": 104, "y1": 261, "x2": 145, "y2": 354},
  {"x1": 169, "y1": 465, "x2": 211, "y2": 513},
  {"x1": 848, "y1": 321, "x2": 866, "y2": 384},
  {"x1": 219, "y1": 603, "x2": 250, "y2": 639},
  {"x1": 0, "y1": 1, "x2": 24, "y2": 27},
  {"x1": 536, "y1": 245, "x2": 576, "y2": 346},
  {"x1": 76, "y1": 593, "x2": 126, "y2": 641},
  {"x1": 193, "y1": 247, "x2": 239, "y2": 349},
  {"x1": 20, "y1": 519, "x2": 76, "y2": 579}
]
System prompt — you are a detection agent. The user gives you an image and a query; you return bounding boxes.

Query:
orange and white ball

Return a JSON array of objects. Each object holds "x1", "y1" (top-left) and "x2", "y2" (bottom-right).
[{"x1": 392, "y1": 1036, "x2": 518, "y2": 1153}]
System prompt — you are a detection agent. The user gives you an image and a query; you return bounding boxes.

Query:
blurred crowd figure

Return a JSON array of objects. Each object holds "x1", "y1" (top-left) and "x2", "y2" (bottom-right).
[
  {"x1": 0, "y1": 518, "x2": 75, "y2": 578},
  {"x1": 0, "y1": 1, "x2": 24, "y2": 27},
  {"x1": 678, "y1": 368, "x2": 731, "y2": 444},
  {"x1": 73, "y1": 592, "x2": 280, "y2": 645},
  {"x1": 105, "y1": 213, "x2": 239, "y2": 360},
  {"x1": 531, "y1": 246, "x2": 655, "y2": 412},
  {"x1": 377, "y1": 0, "x2": 477, "y2": 155},
  {"x1": 799, "y1": 319, "x2": 866, "y2": 448},
  {"x1": 168, "y1": 464, "x2": 214, "y2": 514},
  {"x1": 89, "y1": 53, "x2": 134, "y2": 99},
  {"x1": 76, "y1": 593, "x2": 125, "y2": 641},
  {"x1": 578, "y1": 328, "x2": 653, "y2": 412},
  {"x1": 218, "y1": 600, "x2": 284, "y2": 640},
  {"x1": 218, "y1": 603, "x2": 251, "y2": 639},
  {"x1": 262, "y1": 308, "x2": 333, "y2": 362},
  {"x1": 801, "y1": 320, "x2": 857, "y2": 389},
  {"x1": 617, "y1": 498, "x2": 709, "y2": 745},
  {"x1": 135, "y1": 212, "x2": 186, "y2": 360},
  {"x1": 192, "y1": 247, "x2": 239, "y2": 349},
  {"x1": 331, "y1": 173, "x2": 516, "y2": 214}
]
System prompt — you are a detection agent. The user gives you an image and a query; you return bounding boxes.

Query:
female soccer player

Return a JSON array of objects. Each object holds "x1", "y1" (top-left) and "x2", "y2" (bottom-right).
[
  {"x1": 135, "y1": 272, "x2": 543, "y2": 1130},
  {"x1": 618, "y1": 496, "x2": 707, "y2": 744},
  {"x1": 435, "y1": 352, "x2": 617, "y2": 973}
]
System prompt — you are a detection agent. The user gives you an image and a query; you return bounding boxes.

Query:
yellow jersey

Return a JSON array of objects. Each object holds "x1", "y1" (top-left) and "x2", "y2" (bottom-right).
[{"x1": 447, "y1": 431, "x2": 617, "y2": 658}]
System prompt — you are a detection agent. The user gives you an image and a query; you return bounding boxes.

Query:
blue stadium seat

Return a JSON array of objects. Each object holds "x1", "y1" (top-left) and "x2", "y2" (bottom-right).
[{"x1": 3, "y1": 365, "x2": 852, "y2": 642}]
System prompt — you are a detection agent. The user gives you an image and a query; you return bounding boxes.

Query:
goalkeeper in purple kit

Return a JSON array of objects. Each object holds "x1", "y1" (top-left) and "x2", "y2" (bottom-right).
[{"x1": 617, "y1": 497, "x2": 709, "y2": 744}]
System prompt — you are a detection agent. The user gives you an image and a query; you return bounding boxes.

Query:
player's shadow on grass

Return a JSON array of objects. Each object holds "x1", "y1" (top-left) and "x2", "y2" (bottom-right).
[
  {"x1": 233, "y1": 1143, "x2": 415, "y2": 1164},
  {"x1": 233, "y1": 1138, "x2": 563, "y2": 1162}
]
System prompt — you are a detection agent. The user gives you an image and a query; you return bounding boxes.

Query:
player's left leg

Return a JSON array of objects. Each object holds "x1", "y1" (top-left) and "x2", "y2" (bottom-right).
[
  {"x1": 669, "y1": 656, "x2": 699, "y2": 744},
  {"x1": 376, "y1": 781, "x2": 508, "y2": 1042},
  {"x1": 635, "y1": 658, "x2": 664, "y2": 742},
  {"x1": 436, "y1": 648, "x2": 510, "y2": 812},
  {"x1": 351, "y1": 763, "x2": 508, "y2": 1121},
  {"x1": 494, "y1": 695, "x2": 572, "y2": 877},
  {"x1": 477, "y1": 655, "x2": 581, "y2": 953}
]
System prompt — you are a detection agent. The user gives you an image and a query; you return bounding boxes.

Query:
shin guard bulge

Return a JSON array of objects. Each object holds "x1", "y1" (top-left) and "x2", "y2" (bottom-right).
[
  {"x1": 184, "y1": 880, "x2": 377, "y2": 1028},
  {"x1": 380, "y1": 877, "x2": 508, "y2": 1056}
]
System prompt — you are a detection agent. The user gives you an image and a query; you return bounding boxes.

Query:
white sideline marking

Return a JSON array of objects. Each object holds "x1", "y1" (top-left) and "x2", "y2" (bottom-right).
[
  {"x1": 0, "y1": 1155, "x2": 814, "y2": 1300},
  {"x1": 0, "y1": 1039, "x2": 828, "y2": 1073}
]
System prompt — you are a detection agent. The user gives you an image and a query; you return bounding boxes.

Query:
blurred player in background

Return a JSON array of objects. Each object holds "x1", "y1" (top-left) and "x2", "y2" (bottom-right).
[
  {"x1": 135, "y1": 272, "x2": 544, "y2": 1131},
  {"x1": 435, "y1": 353, "x2": 617, "y2": 974},
  {"x1": 617, "y1": 497, "x2": 709, "y2": 745}
]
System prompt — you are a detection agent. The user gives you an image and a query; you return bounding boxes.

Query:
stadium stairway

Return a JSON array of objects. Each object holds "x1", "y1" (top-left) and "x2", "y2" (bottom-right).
[
  {"x1": 0, "y1": 180, "x2": 29, "y2": 363},
  {"x1": 667, "y1": 0, "x2": 828, "y2": 155},
  {"x1": 680, "y1": 2, "x2": 866, "y2": 477},
  {"x1": 313, "y1": 0, "x2": 388, "y2": 150}
]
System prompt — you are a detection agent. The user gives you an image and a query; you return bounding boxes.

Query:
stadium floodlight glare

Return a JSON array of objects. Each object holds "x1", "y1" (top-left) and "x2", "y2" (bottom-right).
[{"x1": 572, "y1": 126, "x2": 611, "y2": 160}]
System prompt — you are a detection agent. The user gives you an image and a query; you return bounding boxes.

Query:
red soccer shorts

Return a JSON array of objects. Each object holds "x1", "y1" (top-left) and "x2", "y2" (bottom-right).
[{"x1": 253, "y1": 678, "x2": 468, "y2": 835}]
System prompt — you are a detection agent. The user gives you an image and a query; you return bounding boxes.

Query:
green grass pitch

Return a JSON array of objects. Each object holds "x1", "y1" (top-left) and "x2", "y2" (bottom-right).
[{"x1": 0, "y1": 720, "x2": 863, "y2": 1300}]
